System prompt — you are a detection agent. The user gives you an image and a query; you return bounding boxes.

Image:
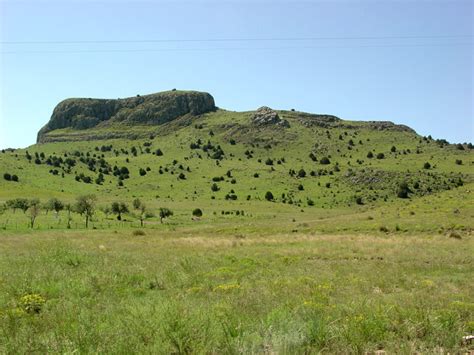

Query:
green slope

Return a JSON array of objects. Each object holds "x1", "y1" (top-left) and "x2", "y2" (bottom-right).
[{"x1": 1, "y1": 95, "x2": 473, "y2": 233}]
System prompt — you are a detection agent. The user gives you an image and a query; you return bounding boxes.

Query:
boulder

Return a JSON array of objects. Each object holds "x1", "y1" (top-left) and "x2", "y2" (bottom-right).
[{"x1": 251, "y1": 106, "x2": 289, "y2": 128}]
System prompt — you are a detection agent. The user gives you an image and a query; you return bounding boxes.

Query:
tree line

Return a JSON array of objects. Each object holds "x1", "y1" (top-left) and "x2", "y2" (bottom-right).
[{"x1": 0, "y1": 196, "x2": 175, "y2": 229}]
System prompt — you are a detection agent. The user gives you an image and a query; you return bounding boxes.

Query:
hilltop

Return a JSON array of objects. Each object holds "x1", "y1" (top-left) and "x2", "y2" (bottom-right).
[
  {"x1": 36, "y1": 90, "x2": 415, "y2": 143},
  {"x1": 37, "y1": 90, "x2": 216, "y2": 143}
]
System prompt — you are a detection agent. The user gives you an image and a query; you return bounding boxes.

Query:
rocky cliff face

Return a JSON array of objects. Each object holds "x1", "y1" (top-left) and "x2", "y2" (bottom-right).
[{"x1": 37, "y1": 90, "x2": 216, "y2": 142}]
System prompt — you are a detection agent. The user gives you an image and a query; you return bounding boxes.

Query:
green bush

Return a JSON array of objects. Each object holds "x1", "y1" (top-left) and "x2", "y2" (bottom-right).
[
  {"x1": 192, "y1": 208, "x2": 203, "y2": 217},
  {"x1": 265, "y1": 191, "x2": 274, "y2": 201},
  {"x1": 320, "y1": 157, "x2": 331, "y2": 165}
]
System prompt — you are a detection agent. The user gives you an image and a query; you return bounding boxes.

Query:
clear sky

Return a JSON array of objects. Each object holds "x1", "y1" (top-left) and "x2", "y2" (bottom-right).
[{"x1": 0, "y1": 0, "x2": 472, "y2": 149}]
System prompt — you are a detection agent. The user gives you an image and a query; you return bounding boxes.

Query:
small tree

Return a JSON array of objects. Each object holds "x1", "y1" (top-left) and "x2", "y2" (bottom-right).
[
  {"x1": 297, "y1": 169, "x2": 306, "y2": 178},
  {"x1": 159, "y1": 208, "x2": 173, "y2": 223},
  {"x1": 367, "y1": 151, "x2": 374, "y2": 158},
  {"x1": 423, "y1": 162, "x2": 431, "y2": 169},
  {"x1": 28, "y1": 202, "x2": 41, "y2": 229},
  {"x1": 111, "y1": 202, "x2": 129, "y2": 221},
  {"x1": 7, "y1": 198, "x2": 30, "y2": 214},
  {"x1": 192, "y1": 208, "x2": 203, "y2": 218},
  {"x1": 320, "y1": 157, "x2": 331, "y2": 164},
  {"x1": 265, "y1": 191, "x2": 274, "y2": 201},
  {"x1": 65, "y1": 203, "x2": 73, "y2": 229},
  {"x1": 132, "y1": 199, "x2": 148, "y2": 227},
  {"x1": 397, "y1": 182, "x2": 411, "y2": 199},
  {"x1": 46, "y1": 198, "x2": 64, "y2": 216},
  {"x1": 75, "y1": 194, "x2": 97, "y2": 228}
]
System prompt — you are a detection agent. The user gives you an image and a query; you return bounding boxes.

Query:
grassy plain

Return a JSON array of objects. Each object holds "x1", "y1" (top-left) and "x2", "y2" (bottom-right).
[{"x1": 1, "y1": 225, "x2": 473, "y2": 353}]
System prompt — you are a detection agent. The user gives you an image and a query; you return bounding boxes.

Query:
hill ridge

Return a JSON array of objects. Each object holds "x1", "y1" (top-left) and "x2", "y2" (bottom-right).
[{"x1": 37, "y1": 90, "x2": 417, "y2": 143}]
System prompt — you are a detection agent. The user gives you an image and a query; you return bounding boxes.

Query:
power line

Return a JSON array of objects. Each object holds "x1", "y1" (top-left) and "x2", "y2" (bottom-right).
[
  {"x1": 2, "y1": 42, "x2": 472, "y2": 54},
  {"x1": 1, "y1": 34, "x2": 472, "y2": 45}
]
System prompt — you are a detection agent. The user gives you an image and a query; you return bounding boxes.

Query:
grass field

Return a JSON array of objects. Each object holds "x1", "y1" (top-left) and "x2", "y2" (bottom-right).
[
  {"x1": 1, "y1": 104, "x2": 473, "y2": 353},
  {"x1": 1, "y1": 226, "x2": 473, "y2": 353}
]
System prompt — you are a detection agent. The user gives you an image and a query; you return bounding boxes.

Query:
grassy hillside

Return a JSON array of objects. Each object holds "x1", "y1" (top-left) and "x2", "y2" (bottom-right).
[{"x1": 1, "y1": 106, "x2": 472, "y2": 232}]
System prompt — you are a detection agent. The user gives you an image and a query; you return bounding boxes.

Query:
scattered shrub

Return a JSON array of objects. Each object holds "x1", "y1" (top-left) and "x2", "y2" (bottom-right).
[
  {"x1": 19, "y1": 293, "x2": 46, "y2": 314},
  {"x1": 320, "y1": 157, "x2": 331, "y2": 164},
  {"x1": 192, "y1": 208, "x2": 203, "y2": 217},
  {"x1": 397, "y1": 181, "x2": 411, "y2": 199},
  {"x1": 265, "y1": 191, "x2": 274, "y2": 201}
]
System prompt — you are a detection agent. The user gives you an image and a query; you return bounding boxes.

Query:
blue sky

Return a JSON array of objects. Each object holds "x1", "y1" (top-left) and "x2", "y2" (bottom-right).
[{"x1": 0, "y1": 0, "x2": 472, "y2": 148}]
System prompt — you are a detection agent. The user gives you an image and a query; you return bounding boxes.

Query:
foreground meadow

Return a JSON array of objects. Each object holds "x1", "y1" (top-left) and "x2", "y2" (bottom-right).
[{"x1": 1, "y1": 226, "x2": 473, "y2": 353}]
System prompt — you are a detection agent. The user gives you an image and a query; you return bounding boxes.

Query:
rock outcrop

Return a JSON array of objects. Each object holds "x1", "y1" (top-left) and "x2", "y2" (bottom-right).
[
  {"x1": 366, "y1": 121, "x2": 416, "y2": 133},
  {"x1": 37, "y1": 90, "x2": 216, "y2": 142},
  {"x1": 250, "y1": 107, "x2": 290, "y2": 128}
]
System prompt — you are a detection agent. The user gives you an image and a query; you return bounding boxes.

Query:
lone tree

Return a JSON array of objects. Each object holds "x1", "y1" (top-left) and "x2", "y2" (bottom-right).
[
  {"x1": 28, "y1": 199, "x2": 41, "y2": 229},
  {"x1": 297, "y1": 169, "x2": 306, "y2": 178},
  {"x1": 397, "y1": 181, "x2": 411, "y2": 199},
  {"x1": 159, "y1": 207, "x2": 173, "y2": 223},
  {"x1": 320, "y1": 157, "x2": 331, "y2": 165},
  {"x1": 132, "y1": 198, "x2": 148, "y2": 227},
  {"x1": 111, "y1": 202, "x2": 129, "y2": 221},
  {"x1": 423, "y1": 162, "x2": 431, "y2": 169},
  {"x1": 265, "y1": 191, "x2": 274, "y2": 201},
  {"x1": 75, "y1": 194, "x2": 97, "y2": 228},
  {"x1": 192, "y1": 208, "x2": 203, "y2": 218}
]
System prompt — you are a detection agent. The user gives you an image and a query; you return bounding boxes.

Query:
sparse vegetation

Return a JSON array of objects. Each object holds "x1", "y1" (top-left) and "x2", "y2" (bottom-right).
[{"x1": 0, "y1": 90, "x2": 472, "y2": 353}]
